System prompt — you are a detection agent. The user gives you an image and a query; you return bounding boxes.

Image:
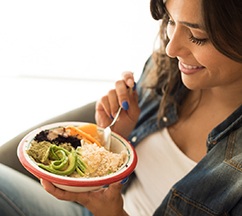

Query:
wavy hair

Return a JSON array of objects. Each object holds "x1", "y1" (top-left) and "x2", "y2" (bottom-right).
[{"x1": 146, "y1": 0, "x2": 242, "y2": 118}]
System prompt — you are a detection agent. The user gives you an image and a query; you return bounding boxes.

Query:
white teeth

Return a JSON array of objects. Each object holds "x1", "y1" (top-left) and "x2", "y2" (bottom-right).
[{"x1": 182, "y1": 63, "x2": 202, "y2": 69}]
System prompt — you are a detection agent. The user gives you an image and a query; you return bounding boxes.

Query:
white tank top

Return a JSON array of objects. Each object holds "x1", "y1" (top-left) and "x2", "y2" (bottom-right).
[{"x1": 123, "y1": 128, "x2": 197, "y2": 216}]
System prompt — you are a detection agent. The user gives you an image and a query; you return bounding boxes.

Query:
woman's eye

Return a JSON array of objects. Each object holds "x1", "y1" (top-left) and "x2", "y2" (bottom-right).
[{"x1": 189, "y1": 35, "x2": 208, "y2": 46}]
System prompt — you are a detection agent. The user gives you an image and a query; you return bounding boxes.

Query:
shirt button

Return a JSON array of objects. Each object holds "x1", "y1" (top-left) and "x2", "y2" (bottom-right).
[
  {"x1": 131, "y1": 136, "x2": 137, "y2": 142},
  {"x1": 162, "y1": 116, "x2": 168, "y2": 122}
]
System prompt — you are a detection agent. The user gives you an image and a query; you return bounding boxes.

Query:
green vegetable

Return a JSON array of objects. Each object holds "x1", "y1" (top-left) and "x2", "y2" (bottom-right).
[
  {"x1": 27, "y1": 141, "x2": 51, "y2": 164},
  {"x1": 38, "y1": 145, "x2": 77, "y2": 176},
  {"x1": 28, "y1": 142, "x2": 89, "y2": 177},
  {"x1": 76, "y1": 156, "x2": 87, "y2": 176}
]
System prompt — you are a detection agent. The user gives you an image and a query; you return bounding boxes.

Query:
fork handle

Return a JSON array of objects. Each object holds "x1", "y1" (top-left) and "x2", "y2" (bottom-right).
[{"x1": 109, "y1": 107, "x2": 122, "y2": 127}]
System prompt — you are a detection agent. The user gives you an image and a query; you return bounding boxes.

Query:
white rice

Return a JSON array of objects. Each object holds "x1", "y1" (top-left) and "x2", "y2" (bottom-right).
[{"x1": 77, "y1": 141, "x2": 127, "y2": 177}]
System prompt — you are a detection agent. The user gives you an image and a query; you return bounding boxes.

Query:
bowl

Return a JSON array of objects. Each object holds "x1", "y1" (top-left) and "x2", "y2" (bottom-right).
[{"x1": 17, "y1": 121, "x2": 137, "y2": 192}]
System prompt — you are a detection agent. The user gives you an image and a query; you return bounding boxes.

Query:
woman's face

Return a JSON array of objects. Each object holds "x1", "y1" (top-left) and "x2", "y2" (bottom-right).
[{"x1": 165, "y1": 0, "x2": 242, "y2": 92}]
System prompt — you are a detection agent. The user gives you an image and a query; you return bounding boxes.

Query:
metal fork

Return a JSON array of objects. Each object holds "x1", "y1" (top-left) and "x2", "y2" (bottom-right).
[{"x1": 103, "y1": 106, "x2": 122, "y2": 150}]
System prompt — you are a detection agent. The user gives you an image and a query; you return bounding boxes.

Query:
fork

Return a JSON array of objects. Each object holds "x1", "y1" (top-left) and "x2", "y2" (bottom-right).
[{"x1": 103, "y1": 106, "x2": 122, "y2": 150}]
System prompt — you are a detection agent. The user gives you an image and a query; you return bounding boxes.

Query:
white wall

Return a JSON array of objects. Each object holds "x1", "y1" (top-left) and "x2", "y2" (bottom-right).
[
  {"x1": 0, "y1": 0, "x2": 159, "y2": 80},
  {"x1": 0, "y1": 0, "x2": 159, "y2": 145}
]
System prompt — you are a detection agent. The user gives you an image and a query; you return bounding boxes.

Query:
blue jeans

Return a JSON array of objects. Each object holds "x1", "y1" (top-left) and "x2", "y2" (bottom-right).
[{"x1": 0, "y1": 164, "x2": 93, "y2": 216}]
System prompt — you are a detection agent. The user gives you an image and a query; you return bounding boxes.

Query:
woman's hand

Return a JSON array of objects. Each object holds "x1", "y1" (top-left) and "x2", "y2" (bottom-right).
[
  {"x1": 95, "y1": 71, "x2": 140, "y2": 138},
  {"x1": 41, "y1": 179, "x2": 129, "y2": 216}
]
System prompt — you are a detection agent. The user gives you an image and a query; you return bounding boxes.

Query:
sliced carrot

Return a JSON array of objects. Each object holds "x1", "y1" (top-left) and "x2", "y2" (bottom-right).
[
  {"x1": 77, "y1": 124, "x2": 102, "y2": 145},
  {"x1": 77, "y1": 124, "x2": 99, "y2": 139},
  {"x1": 65, "y1": 125, "x2": 102, "y2": 147}
]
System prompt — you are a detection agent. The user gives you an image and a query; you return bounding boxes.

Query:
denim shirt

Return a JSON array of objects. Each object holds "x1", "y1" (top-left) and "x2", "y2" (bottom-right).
[{"x1": 127, "y1": 57, "x2": 242, "y2": 215}]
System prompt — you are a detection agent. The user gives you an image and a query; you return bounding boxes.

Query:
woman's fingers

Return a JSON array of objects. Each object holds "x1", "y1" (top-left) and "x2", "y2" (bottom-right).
[
  {"x1": 95, "y1": 89, "x2": 120, "y2": 127},
  {"x1": 41, "y1": 179, "x2": 126, "y2": 216},
  {"x1": 115, "y1": 71, "x2": 135, "y2": 110},
  {"x1": 41, "y1": 179, "x2": 74, "y2": 201},
  {"x1": 121, "y1": 71, "x2": 135, "y2": 89},
  {"x1": 107, "y1": 90, "x2": 120, "y2": 117},
  {"x1": 95, "y1": 99, "x2": 112, "y2": 128},
  {"x1": 95, "y1": 71, "x2": 139, "y2": 136},
  {"x1": 41, "y1": 179, "x2": 92, "y2": 205}
]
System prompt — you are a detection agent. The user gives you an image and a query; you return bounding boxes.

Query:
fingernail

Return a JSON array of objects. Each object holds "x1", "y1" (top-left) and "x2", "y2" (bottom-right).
[
  {"x1": 121, "y1": 177, "x2": 129, "y2": 184},
  {"x1": 132, "y1": 82, "x2": 136, "y2": 91},
  {"x1": 127, "y1": 78, "x2": 134, "y2": 87},
  {"x1": 110, "y1": 114, "x2": 114, "y2": 120},
  {"x1": 122, "y1": 101, "x2": 129, "y2": 110}
]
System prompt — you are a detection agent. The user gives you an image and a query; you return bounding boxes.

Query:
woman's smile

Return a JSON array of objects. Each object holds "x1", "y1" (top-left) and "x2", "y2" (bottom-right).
[{"x1": 178, "y1": 61, "x2": 205, "y2": 75}]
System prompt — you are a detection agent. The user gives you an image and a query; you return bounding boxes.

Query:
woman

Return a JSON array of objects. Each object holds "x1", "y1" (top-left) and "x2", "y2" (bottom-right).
[{"x1": 1, "y1": 0, "x2": 242, "y2": 215}]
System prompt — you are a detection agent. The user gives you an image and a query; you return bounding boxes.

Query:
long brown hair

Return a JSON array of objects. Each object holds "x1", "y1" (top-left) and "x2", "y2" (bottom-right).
[
  {"x1": 202, "y1": 0, "x2": 242, "y2": 63},
  {"x1": 147, "y1": 0, "x2": 242, "y2": 118}
]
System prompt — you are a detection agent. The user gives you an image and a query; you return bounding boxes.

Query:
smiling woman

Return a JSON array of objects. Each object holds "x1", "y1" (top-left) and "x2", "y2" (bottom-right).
[{"x1": 1, "y1": 0, "x2": 242, "y2": 215}]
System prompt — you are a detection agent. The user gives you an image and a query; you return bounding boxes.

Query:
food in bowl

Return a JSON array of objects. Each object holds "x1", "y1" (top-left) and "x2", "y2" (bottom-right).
[
  {"x1": 17, "y1": 122, "x2": 137, "y2": 192},
  {"x1": 26, "y1": 124, "x2": 127, "y2": 178}
]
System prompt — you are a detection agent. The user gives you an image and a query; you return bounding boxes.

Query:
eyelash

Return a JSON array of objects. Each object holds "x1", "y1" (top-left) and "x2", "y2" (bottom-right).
[
  {"x1": 167, "y1": 18, "x2": 208, "y2": 46},
  {"x1": 189, "y1": 35, "x2": 208, "y2": 46}
]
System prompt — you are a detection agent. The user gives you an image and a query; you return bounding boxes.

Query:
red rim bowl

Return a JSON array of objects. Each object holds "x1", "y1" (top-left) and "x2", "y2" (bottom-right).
[{"x1": 17, "y1": 122, "x2": 137, "y2": 189}]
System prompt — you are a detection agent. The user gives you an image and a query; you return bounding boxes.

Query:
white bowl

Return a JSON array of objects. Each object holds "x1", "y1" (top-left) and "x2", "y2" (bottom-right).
[{"x1": 17, "y1": 122, "x2": 137, "y2": 192}]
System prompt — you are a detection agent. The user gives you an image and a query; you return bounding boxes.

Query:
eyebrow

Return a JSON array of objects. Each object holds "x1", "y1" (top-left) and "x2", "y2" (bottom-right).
[
  {"x1": 180, "y1": 21, "x2": 201, "y2": 29},
  {"x1": 164, "y1": 6, "x2": 205, "y2": 30}
]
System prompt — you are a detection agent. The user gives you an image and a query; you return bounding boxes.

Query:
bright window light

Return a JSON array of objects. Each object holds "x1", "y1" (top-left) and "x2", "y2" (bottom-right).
[{"x1": 0, "y1": 0, "x2": 159, "y2": 81}]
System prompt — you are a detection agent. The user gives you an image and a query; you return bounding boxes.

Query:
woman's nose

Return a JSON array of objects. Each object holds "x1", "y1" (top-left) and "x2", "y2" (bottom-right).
[{"x1": 165, "y1": 28, "x2": 189, "y2": 58}]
